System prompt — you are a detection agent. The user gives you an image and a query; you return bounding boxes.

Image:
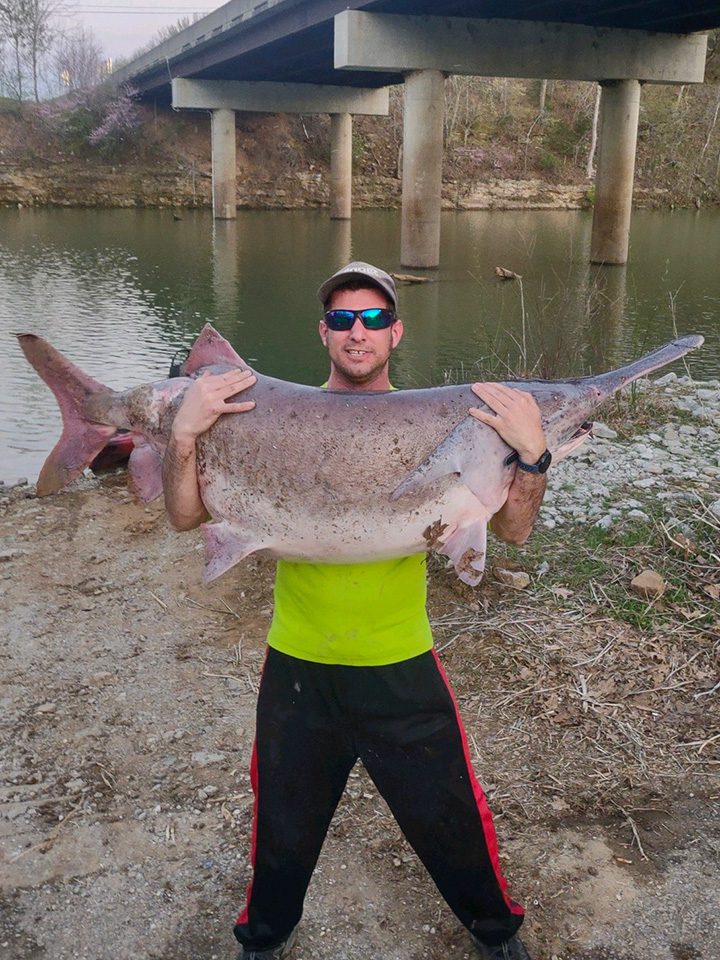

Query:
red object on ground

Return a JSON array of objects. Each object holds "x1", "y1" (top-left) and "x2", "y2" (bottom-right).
[{"x1": 90, "y1": 431, "x2": 134, "y2": 471}]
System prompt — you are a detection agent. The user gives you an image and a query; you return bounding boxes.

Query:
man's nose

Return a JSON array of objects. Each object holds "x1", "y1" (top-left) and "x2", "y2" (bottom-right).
[{"x1": 348, "y1": 318, "x2": 366, "y2": 338}]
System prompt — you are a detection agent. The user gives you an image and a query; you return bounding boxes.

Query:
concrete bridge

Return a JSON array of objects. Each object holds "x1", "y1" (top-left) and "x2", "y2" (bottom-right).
[{"x1": 111, "y1": 1, "x2": 718, "y2": 267}]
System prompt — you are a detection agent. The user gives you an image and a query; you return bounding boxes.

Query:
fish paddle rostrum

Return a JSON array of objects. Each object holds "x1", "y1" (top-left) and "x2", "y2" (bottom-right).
[{"x1": 17, "y1": 325, "x2": 703, "y2": 586}]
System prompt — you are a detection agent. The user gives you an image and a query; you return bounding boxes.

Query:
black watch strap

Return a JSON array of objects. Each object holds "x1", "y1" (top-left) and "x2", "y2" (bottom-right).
[{"x1": 507, "y1": 449, "x2": 552, "y2": 474}]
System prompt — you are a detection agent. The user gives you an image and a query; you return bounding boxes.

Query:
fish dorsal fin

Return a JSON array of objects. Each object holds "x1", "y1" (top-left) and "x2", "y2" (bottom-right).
[{"x1": 183, "y1": 324, "x2": 246, "y2": 375}]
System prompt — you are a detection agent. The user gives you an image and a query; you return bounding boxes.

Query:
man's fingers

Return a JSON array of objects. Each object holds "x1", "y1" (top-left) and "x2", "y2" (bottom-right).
[
  {"x1": 468, "y1": 407, "x2": 497, "y2": 423},
  {"x1": 222, "y1": 401, "x2": 256, "y2": 414},
  {"x1": 471, "y1": 385, "x2": 510, "y2": 412},
  {"x1": 473, "y1": 382, "x2": 539, "y2": 408},
  {"x1": 208, "y1": 374, "x2": 257, "y2": 399},
  {"x1": 218, "y1": 379, "x2": 256, "y2": 398}
]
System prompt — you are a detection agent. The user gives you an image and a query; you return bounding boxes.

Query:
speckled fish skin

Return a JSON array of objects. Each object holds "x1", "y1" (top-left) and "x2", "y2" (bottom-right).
[{"x1": 16, "y1": 326, "x2": 703, "y2": 586}]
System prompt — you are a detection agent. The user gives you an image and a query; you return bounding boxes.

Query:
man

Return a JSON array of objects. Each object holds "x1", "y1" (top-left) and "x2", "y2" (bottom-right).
[{"x1": 162, "y1": 262, "x2": 549, "y2": 960}]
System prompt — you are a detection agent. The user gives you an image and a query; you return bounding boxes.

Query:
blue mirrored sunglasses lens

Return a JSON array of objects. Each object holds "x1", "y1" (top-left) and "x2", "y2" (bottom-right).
[
  {"x1": 330, "y1": 311, "x2": 355, "y2": 329},
  {"x1": 324, "y1": 309, "x2": 395, "y2": 331},
  {"x1": 359, "y1": 309, "x2": 387, "y2": 328}
]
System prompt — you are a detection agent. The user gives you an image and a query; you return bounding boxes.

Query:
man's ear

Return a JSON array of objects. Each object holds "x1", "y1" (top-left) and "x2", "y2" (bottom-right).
[
  {"x1": 319, "y1": 320, "x2": 328, "y2": 347},
  {"x1": 391, "y1": 318, "x2": 404, "y2": 349}
]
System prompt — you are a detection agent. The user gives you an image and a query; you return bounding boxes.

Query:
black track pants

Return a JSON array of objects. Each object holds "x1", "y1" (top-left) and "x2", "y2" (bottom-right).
[{"x1": 233, "y1": 648, "x2": 524, "y2": 952}]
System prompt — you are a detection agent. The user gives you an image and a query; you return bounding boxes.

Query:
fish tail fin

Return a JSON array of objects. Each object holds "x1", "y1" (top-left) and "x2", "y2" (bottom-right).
[{"x1": 16, "y1": 334, "x2": 117, "y2": 496}]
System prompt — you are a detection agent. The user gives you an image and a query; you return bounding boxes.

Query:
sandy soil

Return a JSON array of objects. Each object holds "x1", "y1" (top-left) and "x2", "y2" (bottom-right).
[{"x1": 1, "y1": 473, "x2": 718, "y2": 960}]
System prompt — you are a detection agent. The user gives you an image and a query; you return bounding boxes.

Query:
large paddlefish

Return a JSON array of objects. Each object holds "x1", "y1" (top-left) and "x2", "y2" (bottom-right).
[{"x1": 17, "y1": 325, "x2": 703, "y2": 585}]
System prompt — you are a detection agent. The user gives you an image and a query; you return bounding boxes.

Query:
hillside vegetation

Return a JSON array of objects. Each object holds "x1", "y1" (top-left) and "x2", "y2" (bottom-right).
[{"x1": 0, "y1": 55, "x2": 718, "y2": 210}]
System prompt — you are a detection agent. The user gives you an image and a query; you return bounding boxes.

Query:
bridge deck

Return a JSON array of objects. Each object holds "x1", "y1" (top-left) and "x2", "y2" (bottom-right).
[{"x1": 113, "y1": 0, "x2": 720, "y2": 97}]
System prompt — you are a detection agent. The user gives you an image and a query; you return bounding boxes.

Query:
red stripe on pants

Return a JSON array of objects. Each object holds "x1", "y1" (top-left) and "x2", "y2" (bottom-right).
[{"x1": 432, "y1": 649, "x2": 524, "y2": 917}]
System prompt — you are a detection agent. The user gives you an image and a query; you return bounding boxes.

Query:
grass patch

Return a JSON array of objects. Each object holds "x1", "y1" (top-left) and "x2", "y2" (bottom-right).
[
  {"x1": 0, "y1": 96, "x2": 21, "y2": 115},
  {"x1": 599, "y1": 386, "x2": 696, "y2": 439},
  {"x1": 494, "y1": 497, "x2": 719, "y2": 633}
]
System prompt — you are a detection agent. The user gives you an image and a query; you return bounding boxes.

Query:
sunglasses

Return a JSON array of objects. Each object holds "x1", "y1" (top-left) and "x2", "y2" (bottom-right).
[{"x1": 323, "y1": 308, "x2": 397, "y2": 331}]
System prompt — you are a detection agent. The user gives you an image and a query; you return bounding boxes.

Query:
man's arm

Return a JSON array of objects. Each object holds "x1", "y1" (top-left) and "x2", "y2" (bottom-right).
[
  {"x1": 469, "y1": 383, "x2": 547, "y2": 545},
  {"x1": 163, "y1": 369, "x2": 256, "y2": 531}
]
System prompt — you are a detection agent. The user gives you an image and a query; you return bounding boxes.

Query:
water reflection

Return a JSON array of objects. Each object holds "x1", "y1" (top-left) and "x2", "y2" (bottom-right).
[
  {"x1": 1, "y1": 207, "x2": 717, "y2": 484},
  {"x1": 212, "y1": 220, "x2": 240, "y2": 326}
]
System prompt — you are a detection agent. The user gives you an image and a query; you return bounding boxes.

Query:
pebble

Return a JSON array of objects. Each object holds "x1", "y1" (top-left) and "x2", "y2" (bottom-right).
[
  {"x1": 0, "y1": 549, "x2": 24, "y2": 562},
  {"x1": 495, "y1": 569, "x2": 531, "y2": 590},
  {"x1": 191, "y1": 751, "x2": 226, "y2": 766},
  {"x1": 592, "y1": 422, "x2": 618, "y2": 439},
  {"x1": 630, "y1": 570, "x2": 666, "y2": 599}
]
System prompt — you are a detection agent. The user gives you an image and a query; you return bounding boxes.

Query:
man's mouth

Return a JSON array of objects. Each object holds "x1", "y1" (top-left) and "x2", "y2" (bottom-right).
[{"x1": 346, "y1": 349, "x2": 370, "y2": 357}]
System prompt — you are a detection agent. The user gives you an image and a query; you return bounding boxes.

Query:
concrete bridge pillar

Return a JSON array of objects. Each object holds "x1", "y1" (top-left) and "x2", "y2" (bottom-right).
[
  {"x1": 590, "y1": 79, "x2": 641, "y2": 265},
  {"x1": 211, "y1": 108, "x2": 237, "y2": 220},
  {"x1": 401, "y1": 69, "x2": 445, "y2": 268},
  {"x1": 330, "y1": 112, "x2": 353, "y2": 220}
]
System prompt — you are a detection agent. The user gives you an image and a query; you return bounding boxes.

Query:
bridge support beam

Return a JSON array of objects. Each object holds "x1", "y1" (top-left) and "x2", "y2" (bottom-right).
[
  {"x1": 336, "y1": 10, "x2": 707, "y2": 268},
  {"x1": 211, "y1": 109, "x2": 236, "y2": 220},
  {"x1": 330, "y1": 113, "x2": 352, "y2": 220},
  {"x1": 401, "y1": 70, "x2": 444, "y2": 268},
  {"x1": 590, "y1": 80, "x2": 641, "y2": 265},
  {"x1": 172, "y1": 79, "x2": 388, "y2": 223}
]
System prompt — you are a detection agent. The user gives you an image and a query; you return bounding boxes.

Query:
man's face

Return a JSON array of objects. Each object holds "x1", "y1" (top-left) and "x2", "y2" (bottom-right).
[{"x1": 319, "y1": 286, "x2": 404, "y2": 389}]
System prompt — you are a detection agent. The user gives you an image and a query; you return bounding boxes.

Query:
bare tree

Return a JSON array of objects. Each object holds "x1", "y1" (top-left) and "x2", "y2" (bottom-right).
[
  {"x1": 586, "y1": 83, "x2": 601, "y2": 179},
  {"x1": 538, "y1": 79, "x2": 548, "y2": 114},
  {"x1": 23, "y1": 0, "x2": 56, "y2": 100},
  {"x1": 54, "y1": 25, "x2": 103, "y2": 91},
  {"x1": 0, "y1": 0, "x2": 28, "y2": 100}
]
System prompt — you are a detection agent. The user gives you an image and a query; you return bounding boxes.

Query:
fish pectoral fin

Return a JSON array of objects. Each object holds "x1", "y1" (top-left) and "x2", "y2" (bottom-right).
[
  {"x1": 390, "y1": 444, "x2": 464, "y2": 501},
  {"x1": 128, "y1": 439, "x2": 164, "y2": 503},
  {"x1": 390, "y1": 416, "x2": 501, "y2": 502},
  {"x1": 201, "y1": 521, "x2": 263, "y2": 582},
  {"x1": 437, "y1": 519, "x2": 488, "y2": 587}
]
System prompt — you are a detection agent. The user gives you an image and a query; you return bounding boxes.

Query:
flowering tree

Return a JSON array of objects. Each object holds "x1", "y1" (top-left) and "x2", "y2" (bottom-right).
[{"x1": 88, "y1": 85, "x2": 141, "y2": 151}]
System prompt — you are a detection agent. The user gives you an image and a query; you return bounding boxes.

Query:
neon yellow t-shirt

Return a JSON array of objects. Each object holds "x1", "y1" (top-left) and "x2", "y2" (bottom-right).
[
  {"x1": 267, "y1": 554, "x2": 433, "y2": 666},
  {"x1": 266, "y1": 383, "x2": 432, "y2": 666}
]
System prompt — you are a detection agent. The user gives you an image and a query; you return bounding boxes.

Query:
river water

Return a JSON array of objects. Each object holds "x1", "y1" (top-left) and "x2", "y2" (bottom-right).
[{"x1": 1, "y1": 206, "x2": 718, "y2": 485}]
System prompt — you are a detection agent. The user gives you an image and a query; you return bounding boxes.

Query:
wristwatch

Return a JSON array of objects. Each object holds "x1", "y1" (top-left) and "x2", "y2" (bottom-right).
[{"x1": 507, "y1": 449, "x2": 552, "y2": 474}]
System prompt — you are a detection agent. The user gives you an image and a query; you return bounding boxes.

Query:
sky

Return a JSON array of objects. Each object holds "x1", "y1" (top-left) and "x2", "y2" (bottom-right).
[{"x1": 56, "y1": 0, "x2": 216, "y2": 64}]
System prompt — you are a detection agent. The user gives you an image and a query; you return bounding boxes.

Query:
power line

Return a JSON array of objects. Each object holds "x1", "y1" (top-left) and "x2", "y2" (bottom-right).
[
  {"x1": 69, "y1": 5, "x2": 212, "y2": 10},
  {"x1": 71, "y1": 8, "x2": 212, "y2": 12}
]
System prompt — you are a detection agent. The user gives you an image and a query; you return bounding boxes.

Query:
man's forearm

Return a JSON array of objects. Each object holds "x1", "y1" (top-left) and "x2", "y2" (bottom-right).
[
  {"x1": 490, "y1": 471, "x2": 546, "y2": 545},
  {"x1": 162, "y1": 435, "x2": 209, "y2": 531}
]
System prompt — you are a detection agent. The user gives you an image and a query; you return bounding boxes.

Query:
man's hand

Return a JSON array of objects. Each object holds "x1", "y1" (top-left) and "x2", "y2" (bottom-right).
[
  {"x1": 469, "y1": 383, "x2": 546, "y2": 463},
  {"x1": 163, "y1": 369, "x2": 256, "y2": 532},
  {"x1": 172, "y1": 369, "x2": 257, "y2": 443}
]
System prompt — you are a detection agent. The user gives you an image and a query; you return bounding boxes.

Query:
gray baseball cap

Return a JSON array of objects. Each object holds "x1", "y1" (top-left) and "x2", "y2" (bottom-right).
[{"x1": 317, "y1": 261, "x2": 398, "y2": 310}]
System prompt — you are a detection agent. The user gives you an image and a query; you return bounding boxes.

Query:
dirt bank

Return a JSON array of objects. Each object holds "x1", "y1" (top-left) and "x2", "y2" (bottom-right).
[
  {"x1": 1, "y1": 443, "x2": 717, "y2": 960},
  {"x1": 0, "y1": 102, "x2": 699, "y2": 213}
]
